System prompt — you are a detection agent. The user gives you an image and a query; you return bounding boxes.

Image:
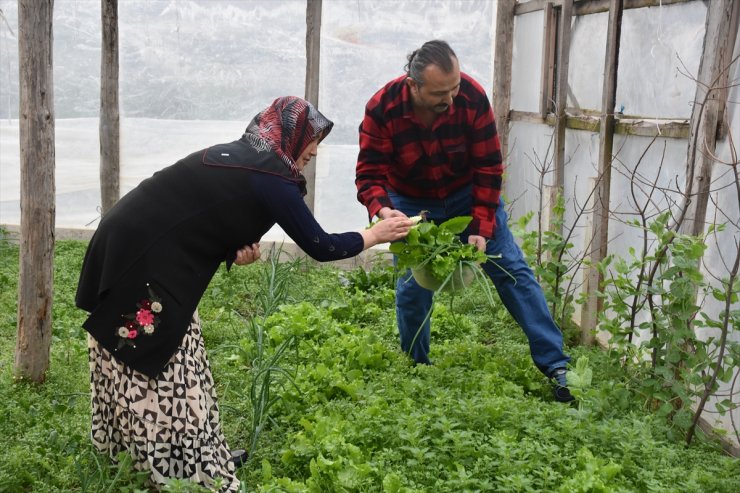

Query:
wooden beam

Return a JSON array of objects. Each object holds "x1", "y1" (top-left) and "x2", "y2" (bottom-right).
[
  {"x1": 553, "y1": 0, "x2": 573, "y2": 197},
  {"x1": 681, "y1": 0, "x2": 739, "y2": 237},
  {"x1": 303, "y1": 0, "x2": 321, "y2": 214},
  {"x1": 579, "y1": 176, "x2": 598, "y2": 331},
  {"x1": 539, "y1": 2, "x2": 557, "y2": 118},
  {"x1": 16, "y1": 0, "x2": 55, "y2": 383},
  {"x1": 575, "y1": 0, "x2": 691, "y2": 16},
  {"x1": 100, "y1": 0, "x2": 120, "y2": 216},
  {"x1": 582, "y1": 0, "x2": 624, "y2": 345},
  {"x1": 715, "y1": 0, "x2": 739, "y2": 141},
  {"x1": 510, "y1": 110, "x2": 690, "y2": 139},
  {"x1": 494, "y1": 0, "x2": 515, "y2": 167},
  {"x1": 515, "y1": 0, "x2": 693, "y2": 16}
]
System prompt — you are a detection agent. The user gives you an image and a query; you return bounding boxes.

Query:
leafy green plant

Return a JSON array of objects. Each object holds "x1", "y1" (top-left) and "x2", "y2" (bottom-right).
[
  {"x1": 2, "y1": 238, "x2": 739, "y2": 492},
  {"x1": 245, "y1": 318, "x2": 301, "y2": 459},
  {"x1": 510, "y1": 192, "x2": 583, "y2": 338},
  {"x1": 599, "y1": 212, "x2": 739, "y2": 442},
  {"x1": 566, "y1": 356, "x2": 594, "y2": 415},
  {"x1": 388, "y1": 216, "x2": 509, "y2": 358},
  {"x1": 339, "y1": 261, "x2": 396, "y2": 293},
  {"x1": 231, "y1": 244, "x2": 303, "y2": 460},
  {"x1": 389, "y1": 216, "x2": 489, "y2": 288}
]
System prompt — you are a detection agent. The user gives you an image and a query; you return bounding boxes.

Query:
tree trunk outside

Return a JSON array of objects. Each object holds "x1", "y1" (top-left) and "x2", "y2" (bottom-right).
[
  {"x1": 15, "y1": 0, "x2": 56, "y2": 383},
  {"x1": 100, "y1": 0, "x2": 120, "y2": 215}
]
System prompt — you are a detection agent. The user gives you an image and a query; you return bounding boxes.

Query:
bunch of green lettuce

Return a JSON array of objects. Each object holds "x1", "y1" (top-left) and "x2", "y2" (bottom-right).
[{"x1": 389, "y1": 216, "x2": 489, "y2": 287}]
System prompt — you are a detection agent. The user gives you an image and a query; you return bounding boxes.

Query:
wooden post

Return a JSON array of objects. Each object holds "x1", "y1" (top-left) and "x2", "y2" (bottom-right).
[
  {"x1": 303, "y1": 0, "x2": 321, "y2": 214},
  {"x1": 578, "y1": 177, "x2": 598, "y2": 330},
  {"x1": 715, "y1": 0, "x2": 739, "y2": 141},
  {"x1": 539, "y1": 1, "x2": 557, "y2": 118},
  {"x1": 15, "y1": 0, "x2": 55, "y2": 383},
  {"x1": 493, "y1": 0, "x2": 514, "y2": 166},
  {"x1": 541, "y1": 184, "x2": 559, "y2": 263},
  {"x1": 581, "y1": 0, "x2": 624, "y2": 345},
  {"x1": 681, "y1": 0, "x2": 739, "y2": 237},
  {"x1": 100, "y1": 0, "x2": 120, "y2": 215},
  {"x1": 553, "y1": 0, "x2": 573, "y2": 202}
]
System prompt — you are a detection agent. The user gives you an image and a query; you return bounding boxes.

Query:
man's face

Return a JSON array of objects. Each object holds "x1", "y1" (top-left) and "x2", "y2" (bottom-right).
[{"x1": 408, "y1": 57, "x2": 461, "y2": 114}]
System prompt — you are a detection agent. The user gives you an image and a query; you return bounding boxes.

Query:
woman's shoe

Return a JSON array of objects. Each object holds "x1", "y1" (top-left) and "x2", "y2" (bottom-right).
[{"x1": 230, "y1": 449, "x2": 248, "y2": 468}]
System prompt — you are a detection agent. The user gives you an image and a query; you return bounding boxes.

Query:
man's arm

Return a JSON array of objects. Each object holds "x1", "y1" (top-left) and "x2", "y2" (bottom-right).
[
  {"x1": 356, "y1": 104, "x2": 396, "y2": 220},
  {"x1": 467, "y1": 82, "x2": 504, "y2": 239}
]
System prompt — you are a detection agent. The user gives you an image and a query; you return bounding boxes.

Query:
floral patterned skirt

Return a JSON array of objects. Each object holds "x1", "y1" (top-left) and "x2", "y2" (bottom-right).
[{"x1": 88, "y1": 312, "x2": 239, "y2": 492}]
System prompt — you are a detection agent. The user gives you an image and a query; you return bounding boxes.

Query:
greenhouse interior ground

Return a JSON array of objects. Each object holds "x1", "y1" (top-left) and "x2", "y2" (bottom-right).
[{"x1": 0, "y1": 0, "x2": 738, "y2": 491}]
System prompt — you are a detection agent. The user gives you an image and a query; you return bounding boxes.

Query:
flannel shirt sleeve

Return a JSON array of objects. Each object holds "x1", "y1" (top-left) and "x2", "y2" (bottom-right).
[
  {"x1": 355, "y1": 103, "x2": 395, "y2": 220},
  {"x1": 468, "y1": 92, "x2": 504, "y2": 239}
]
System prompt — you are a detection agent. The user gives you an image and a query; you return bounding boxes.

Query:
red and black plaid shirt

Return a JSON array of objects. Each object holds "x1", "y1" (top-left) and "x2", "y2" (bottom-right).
[{"x1": 355, "y1": 72, "x2": 504, "y2": 238}]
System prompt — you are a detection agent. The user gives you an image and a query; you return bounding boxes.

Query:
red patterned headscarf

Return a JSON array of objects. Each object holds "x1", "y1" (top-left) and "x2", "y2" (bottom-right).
[{"x1": 243, "y1": 96, "x2": 334, "y2": 177}]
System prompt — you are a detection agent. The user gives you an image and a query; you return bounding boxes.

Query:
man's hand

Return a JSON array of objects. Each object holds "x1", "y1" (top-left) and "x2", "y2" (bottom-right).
[
  {"x1": 468, "y1": 235, "x2": 486, "y2": 252},
  {"x1": 378, "y1": 207, "x2": 408, "y2": 220},
  {"x1": 234, "y1": 243, "x2": 261, "y2": 265}
]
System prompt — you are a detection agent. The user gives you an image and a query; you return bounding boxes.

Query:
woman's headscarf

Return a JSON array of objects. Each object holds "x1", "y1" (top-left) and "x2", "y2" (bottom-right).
[{"x1": 242, "y1": 96, "x2": 334, "y2": 178}]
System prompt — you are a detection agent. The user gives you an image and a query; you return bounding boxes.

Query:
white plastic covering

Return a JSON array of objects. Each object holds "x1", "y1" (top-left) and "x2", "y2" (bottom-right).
[
  {"x1": 0, "y1": 0, "x2": 737, "y2": 445},
  {"x1": 507, "y1": 0, "x2": 738, "y2": 445},
  {"x1": 0, "y1": 0, "x2": 494, "y2": 237}
]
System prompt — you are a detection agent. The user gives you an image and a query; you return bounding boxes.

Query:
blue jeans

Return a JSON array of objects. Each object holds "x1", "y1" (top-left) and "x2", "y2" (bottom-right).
[{"x1": 388, "y1": 186, "x2": 570, "y2": 375}]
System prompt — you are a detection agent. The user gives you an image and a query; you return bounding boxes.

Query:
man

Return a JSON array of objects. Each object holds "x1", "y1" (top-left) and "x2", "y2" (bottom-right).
[{"x1": 355, "y1": 40, "x2": 573, "y2": 402}]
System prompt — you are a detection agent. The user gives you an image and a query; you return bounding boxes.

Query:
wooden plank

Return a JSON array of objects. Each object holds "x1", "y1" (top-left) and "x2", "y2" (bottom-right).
[
  {"x1": 16, "y1": 0, "x2": 55, "y2": 383},
  {"x1": 510, "y1": 110, "x2": 690, "y2": 139},
  {"x1": 515, "y1": 0, "x2": 552, "y2": 15},
  {"x1": 615, "y1": 119, "x2": 690, "y2": 139},
  {"x1": 515, "y1": 0, "x2": 693, "y2": 16},
  {"x1": 681, "y1": 0, "x2": 738, "y2": 237},
  {"x1": 553, "y1": 0, "x2": 573, "y2": 199},
  {"x1": 576, "y1": 0, "x2": 692, "y2": 16},
  {"x1": 579, "y1": 176, "x2": 598, "y2": 331},
  {"x1": 100, "y1": 0, "x2": 120, "y2": 216},
  {"x1": 303, "y1": 0, "x2": 322, "y2": 214},
  {"x1": 509, "y1": 110, "x2": 548, "y2": 124},
  {"x1": 494, "y1": 0, "x2": 516, "y2": 166},
  {"x1": 540, "y1": 2, "x2": 557, "y2": 118},
  {"x1": 582, "y1": 0, "x2": 624, "y2": 345},
  {"x1": 715, "y1": 0, "x2": 739, "y2": 141}
]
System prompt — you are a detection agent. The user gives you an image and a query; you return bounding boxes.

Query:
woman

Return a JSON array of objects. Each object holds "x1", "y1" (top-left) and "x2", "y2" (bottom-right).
[{"x1": 75, "y1": 96, "x2": 413, "y2": 491}]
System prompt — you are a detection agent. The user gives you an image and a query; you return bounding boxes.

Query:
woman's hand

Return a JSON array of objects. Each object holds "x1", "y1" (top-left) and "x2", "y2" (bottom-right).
[
  {"x1": 360, "y1": 216, "x2": 414, "y2": 249},
  {"x1": 234, "y1": 243, "x2": 261, "y2": 265}
]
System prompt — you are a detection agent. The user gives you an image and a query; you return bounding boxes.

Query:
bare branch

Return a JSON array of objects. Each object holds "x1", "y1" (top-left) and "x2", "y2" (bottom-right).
[{"x1": 0, "y1": 9, "x2": 16, "y2": 38}]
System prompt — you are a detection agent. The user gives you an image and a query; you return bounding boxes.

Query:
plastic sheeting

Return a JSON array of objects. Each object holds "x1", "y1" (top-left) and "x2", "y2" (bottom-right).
[
  {"x1": 0, "y1": 0, "x2": 494, "y2": 237},
  {"x1": 0, "y1": 0, "x2": 737, "y2": 444}
]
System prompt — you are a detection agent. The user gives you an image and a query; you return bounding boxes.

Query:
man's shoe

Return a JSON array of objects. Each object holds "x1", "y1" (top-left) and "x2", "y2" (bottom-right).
[
  {"x1": 230, "y1": 449, "x2": 248, "y2": 468},
  {"x1": 550, "y1": 368, "x2": 575, "y2": 403}
]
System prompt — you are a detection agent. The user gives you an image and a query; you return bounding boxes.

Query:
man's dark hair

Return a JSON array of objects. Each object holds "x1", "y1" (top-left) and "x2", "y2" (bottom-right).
[{"x1": 404, "y1": 40, "x2": 457, "y2": 85}]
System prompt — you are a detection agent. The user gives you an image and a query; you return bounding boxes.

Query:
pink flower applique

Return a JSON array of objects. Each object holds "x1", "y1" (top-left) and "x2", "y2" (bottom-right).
[
  {"x1": 136, "y1": 309, "x2": 154, "y2": 326},
  {"x1": 115, "y1": 284, "x2": 163, "y2": 350}
]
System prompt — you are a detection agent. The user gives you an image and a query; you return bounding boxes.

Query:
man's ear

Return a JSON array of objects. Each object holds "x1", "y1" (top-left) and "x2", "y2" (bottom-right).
[{"x1": 405, "y1": 77, "x2": 416, "y2": 90}]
